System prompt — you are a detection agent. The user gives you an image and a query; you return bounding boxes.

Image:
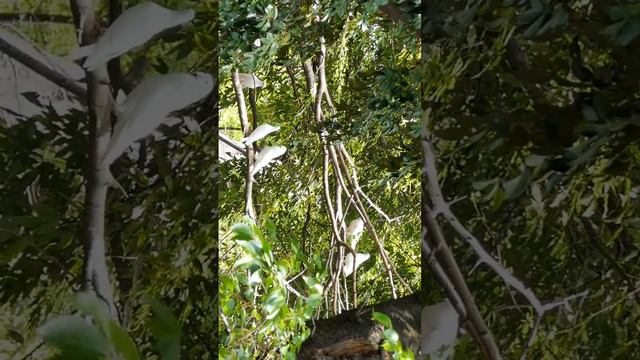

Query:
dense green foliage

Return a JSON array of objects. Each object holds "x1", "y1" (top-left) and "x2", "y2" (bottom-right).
[
  {"x1": 218, "y1": 0, "x2": 421, "y2": 356},
  {"x1": 0, "y1": 0, "x2": 216, "y2": 358},
  {"x1": 220, "y1": 221, "x2": 324, "y2": 358},
  {"x1": 8, "y1": 0, "x2": 640, "y2": 358},
  {"x1": 423, "y1": 1, "x2": 640, "y2": 358},
  {"x1": 38, "y1": 293, "x2": 180, "y2": 360}
]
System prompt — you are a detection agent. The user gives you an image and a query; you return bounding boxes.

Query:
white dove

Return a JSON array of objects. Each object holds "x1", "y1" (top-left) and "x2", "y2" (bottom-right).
[
  {"x1": 238, "y1": 73, "x2": 264, "y2": 89},
  {"x1": 68, "y1": 2, "x2": 195, "y2": 70},
  {"x1": 102, "y1": 72, "x2": 213, "y2": 166},
  {"x1": 421, "y1": 300, "x2": 459, "y2": 360},
  {"x1": 343, "y1": 218, "x2": 369, "y2": 277},
  {"x1": 242, "y1": 123, "x2": 280, "y2": 145},
  {"x1": 250, "y1": 145, "x2": 286, "y2": 180}
]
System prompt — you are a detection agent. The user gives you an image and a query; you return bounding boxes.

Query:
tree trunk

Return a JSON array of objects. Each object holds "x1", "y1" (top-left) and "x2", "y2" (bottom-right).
[
  {"x1": 299, "y1": 294, "x2": 422, "y2": 359},
  {"x1": 69, "y1": 0, "x2": 118, "y2": 319}
]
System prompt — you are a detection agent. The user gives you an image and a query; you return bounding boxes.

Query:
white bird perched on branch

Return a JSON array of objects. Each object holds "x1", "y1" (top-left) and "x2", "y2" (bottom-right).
[
  {"x1": 421, "y1": 300, "x2": 459, "y2": 360},
  {"x1": 343, "y1": 217, "x2": 369, "y2": 277},
  {"x1": 242, "y1": 123, "x2": 280, "y2": 145},
  {"x1": 102, "y1": 72, "x2": 213, "y2": 166},
  {"x1": 250, "y1": 145, "x2": 286, "y2": 180},
  {"x1": 238, "y1": 73, "x2": 264, "y2": 89},
  {"x1": 342, "y1": 252, "x2": 369, "y2": 277},
  {"x1": 68, "y1": 2, "x2": 195, "y2": 71},
  {"x1": 346, "y1": 218, "x2": 364, "y2": 245}
]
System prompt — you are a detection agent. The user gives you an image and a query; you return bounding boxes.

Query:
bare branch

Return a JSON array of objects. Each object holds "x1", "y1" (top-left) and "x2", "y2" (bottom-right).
[
  {"x1": 338, "y1": 144, "x2": 392, "y2": 222},
  {"x1": 0, "y1": 36, "x2": 86, "y2": 100},
  {"x1": 422, "y1": 203, "x2": 501, "y2": 359},
  {"x1": 0, "y1": 13, "x2": 73, "y2": 24},
  {"x1": 421, "y1": 110, "x2": 592, "y2": 357},
  {"x1": 231, "y1": 69, "x2": 257, "y2": 221},
  {"x1": 422, "y1": 111, "x2": 546, "y2": 314},
  {"x1": 70, "y1": 0, "x2": 118, "y2": 319}
]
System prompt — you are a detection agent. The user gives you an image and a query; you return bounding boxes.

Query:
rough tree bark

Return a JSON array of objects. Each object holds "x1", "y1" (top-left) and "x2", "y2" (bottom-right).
[{"x1": 299, "y1": 294, "x2": 422, "y2": 359}]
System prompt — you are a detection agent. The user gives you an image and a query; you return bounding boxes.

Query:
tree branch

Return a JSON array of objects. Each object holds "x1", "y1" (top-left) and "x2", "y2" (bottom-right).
[
  {"x1": 0, "y1": 13, "x2": 73, "y2": 24},
  {"x1": 69, "y1": 0, "x2": 118, "y2": 319},
  {"x1": 421, "y1": 110, "x2": 591, "y2": 357},
  {"x1": 0, "y1": 36, "x2": 86, "y2": 100},
  {"x1": 299, "y1": 294, "x2": 422, "y2": 358},
  {"x1": 231, "y1": 69, "x2": 257, "y2": 221}
]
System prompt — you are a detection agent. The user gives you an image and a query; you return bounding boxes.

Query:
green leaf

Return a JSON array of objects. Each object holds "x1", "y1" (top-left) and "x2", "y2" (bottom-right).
[
  {"x1": 234, "y1": 255, "x2": 260, "y2": 268},
  {"x1": 472, "y1": 178, "x2": 497, "y2": 191},
  {"x1": 372, "y1": 311, "x2": 393, "y2": 328},
  {"x1": 525, "y1": 154, "x2": 546, "y2": 167},
  {"x1": 38, "y1": 316, "x2": 108, "y2": 358},
  {"x1": 616, "y1": 16, "x2": 640, "y2": 46},
  {"x1": 537, "y1": 5, "x2": 568, "y2": 35},
  {"x1": 523, "y1": 13, "x2": 546, "y2": 38},
  {"x1": 600, "y1": 20, "x2": 626, "y2": 39},
  {"x1": 146, "y1": 299, "x2": 181, "y2": 360},
  {"x1": 609, "y1": 4, "x2": 640, "y2": 21},
  {"x1": 147, "y1": 299, "x2": 181, "y2": 338},
  {"x1": 503, "y1": 169, "x2": 532, "y2": 200},
  {"x1": 517, "y1": 6, "x2": 543, "y2": 25},
  {"x1": 263, "y1": 289, "x2": 285, "y2": 319},
  {"x1": 231, "y1": 223, "x2": 254, "y2": 241},
  {"x1": 382, "y1": 328, "x2": 400, "y2": 343},
  {"x1": 71, "y1": 292, "x2": 110, "y2": 328},
  {"x1": 107, "y1": 321, "x2": 141, "y2": 360},
  {"x1": 489, "y1": 183, "x2": 506, "y2": 210},
  {"x1": 236, "y1": 239, "x2": 263, "y2": 257}
]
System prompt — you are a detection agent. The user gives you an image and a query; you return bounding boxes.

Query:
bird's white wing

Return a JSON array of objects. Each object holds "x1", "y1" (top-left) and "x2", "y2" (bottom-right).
[
  {"x1": 238, "y1": 73, "x2": 265, "y2": 89},
  {"x1": 103, "y1": 72, "x2": 213, "y2": 165},
  {"x1": 342, "y1": 252, "x2": 369, "y2": 277},
  {"x1": 250, "y1": 145, "x2": 286, "y2": 178},
  {"x1": 346, "y1": 218, "x2": 364, "y2": 236},
  {"x1": 421, "y1": 301, "x2": 458, "y2": 359},
  {"x1": 346, "y1": 218, "x2": 364, "y2": 248},
  {"x1": 343, "y1": 253, "x2": 354, "y2": 276},
  {"x1": 242, "y1": 124, "x2": 280, "y2": 145},
  {"x1": 80, "y1": 3, "x2": 195, "y2": 70},
  {"x1": 354, "y1": 253, "x2": 370, "y2": 267}
]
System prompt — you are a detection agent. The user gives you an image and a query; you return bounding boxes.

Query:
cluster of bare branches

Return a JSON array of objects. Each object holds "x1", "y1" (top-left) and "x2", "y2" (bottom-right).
[
  {"x1": 301, "y1": 36, "x2": 412, "y2": 314},
  {"x1": 420, "y1": 111, "x2": 590, "y2": 359},
  {"x1": 229, "y1": 34, "x2": 413, "y2": 315}
]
